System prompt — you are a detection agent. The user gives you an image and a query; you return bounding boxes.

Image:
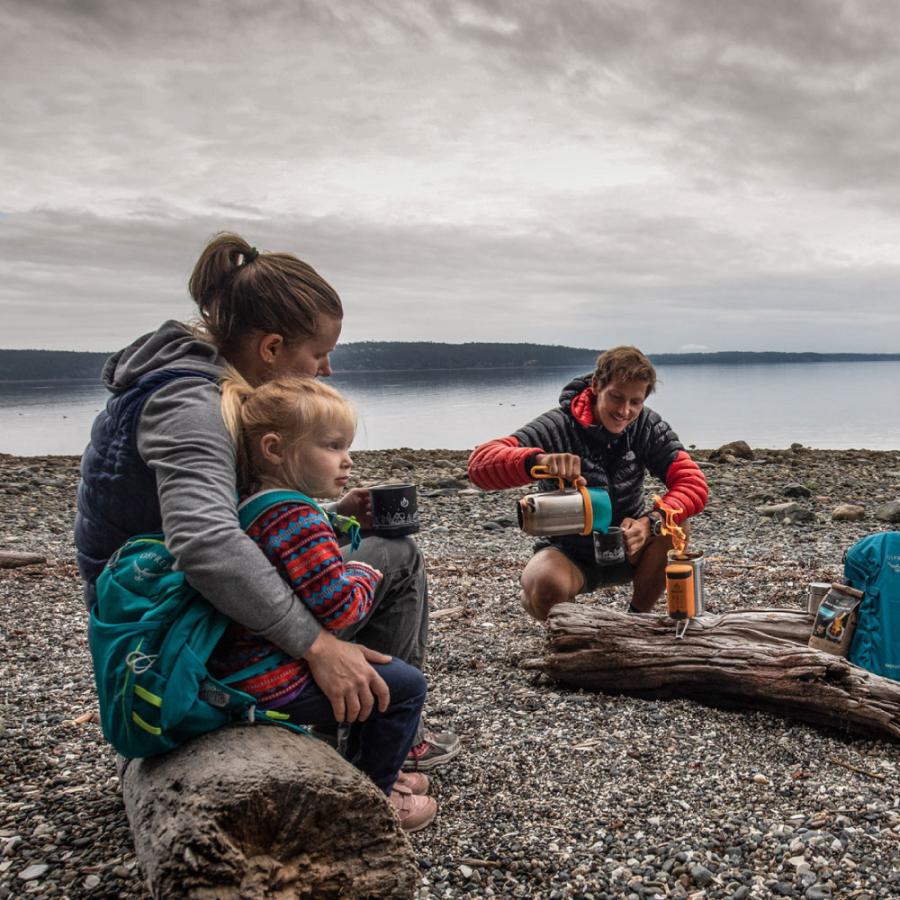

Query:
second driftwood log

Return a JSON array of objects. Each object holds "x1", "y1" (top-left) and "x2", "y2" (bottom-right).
[{"x1": 528, "y1": 604, "x2": 900, "y2": 741}]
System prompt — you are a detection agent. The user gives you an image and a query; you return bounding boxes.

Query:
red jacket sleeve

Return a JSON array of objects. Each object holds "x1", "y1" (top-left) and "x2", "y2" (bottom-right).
[
  {"x1": 659, "y1": 450, "x2": 708, "y2": 523},
  {"x1": 467, "y1": 436, "x2": 545, "y2": 490}
]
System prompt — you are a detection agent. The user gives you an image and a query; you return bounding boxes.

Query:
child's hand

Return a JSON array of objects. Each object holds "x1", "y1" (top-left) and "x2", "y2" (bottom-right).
[{"x1": 335, "y1": 487, "x2": 373, "y2": 528}]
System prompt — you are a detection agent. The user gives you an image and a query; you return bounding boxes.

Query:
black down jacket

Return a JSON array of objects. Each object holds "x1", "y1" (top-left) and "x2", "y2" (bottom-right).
[{"x1": 513, "y1": 373, "x2": 683, "y2": 559}]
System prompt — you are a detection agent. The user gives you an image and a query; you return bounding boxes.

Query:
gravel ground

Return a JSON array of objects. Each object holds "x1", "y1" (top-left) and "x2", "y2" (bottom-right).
[{"x1": 2, "y1": 446, "x2": 900, "y2": 899}]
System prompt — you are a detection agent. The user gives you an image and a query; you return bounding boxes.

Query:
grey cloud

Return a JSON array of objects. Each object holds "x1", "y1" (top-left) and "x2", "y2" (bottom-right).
[
  {"x1": 1, "y1": 206, "x2": 896, "y2": 352},
  {"x1": 1, "y1": 1, "x2": 898, "y2": 353}
]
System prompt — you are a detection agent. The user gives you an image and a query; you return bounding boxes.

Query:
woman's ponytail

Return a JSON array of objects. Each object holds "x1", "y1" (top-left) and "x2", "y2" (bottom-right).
[
  {"x1": 188, "y1": 232, "x2": 343, "y2": 357},
  {"x1": 188, "y1": 233, "x2": 257, "y2": 314}
]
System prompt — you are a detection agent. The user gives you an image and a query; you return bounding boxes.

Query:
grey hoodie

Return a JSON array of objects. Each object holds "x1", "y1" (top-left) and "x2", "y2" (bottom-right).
[{"x1": 106, "y1": 320, "x2": 320, "y2": 657}]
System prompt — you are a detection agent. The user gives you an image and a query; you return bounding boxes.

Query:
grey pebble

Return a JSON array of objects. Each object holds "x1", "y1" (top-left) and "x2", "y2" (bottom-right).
[{"x1": 17, "y1": 863, "x2": 49, "y2": 881}]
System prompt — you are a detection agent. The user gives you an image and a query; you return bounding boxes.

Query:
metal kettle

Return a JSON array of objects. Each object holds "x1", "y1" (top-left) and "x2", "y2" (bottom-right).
[{"x1": 516, "y1": 466, "x2": 612, "y2": 537}]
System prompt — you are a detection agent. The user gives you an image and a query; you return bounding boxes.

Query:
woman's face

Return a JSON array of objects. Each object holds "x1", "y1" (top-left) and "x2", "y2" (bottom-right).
[
  {"x1": 593, "y1": 378, "x2": 649, "y2": 433},
  {"x1": 271, "y1": 316, "x2": 343, "y2": 379}
]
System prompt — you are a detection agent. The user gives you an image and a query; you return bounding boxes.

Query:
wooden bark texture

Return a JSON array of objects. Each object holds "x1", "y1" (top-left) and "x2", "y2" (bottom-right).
[
  {"x1": 0, "y1": 551, "x2": 45, "y2": 568},
  {"x1": 533, "y1": 604, "x2": 900, "y2": 741},
  {"x1": 121, "y1": 726, "x2": 418, "y2": 899}
]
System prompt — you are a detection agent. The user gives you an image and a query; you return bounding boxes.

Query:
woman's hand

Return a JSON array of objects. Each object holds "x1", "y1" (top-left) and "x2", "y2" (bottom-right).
[
  {"x1": 336, "y1": 487, "x2": 373, "y2": 528},
  {"x1": 304, "y1": 630, "x2": 391, "y2": 723},
  {"x1": 533, "y1": 452, "x2": 586, "y2": 486},
  {"x1": 620, "y1": 516, "x2": 651, "y2": 564}
]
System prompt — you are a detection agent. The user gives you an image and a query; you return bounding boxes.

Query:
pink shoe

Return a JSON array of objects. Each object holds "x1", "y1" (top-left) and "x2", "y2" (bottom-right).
[
  {"x1": 394, "y1": 770, "x2": 429, "y2": 795},
  {"x1": 388, "y1": 788, "x2": 437, "y2": 832}
]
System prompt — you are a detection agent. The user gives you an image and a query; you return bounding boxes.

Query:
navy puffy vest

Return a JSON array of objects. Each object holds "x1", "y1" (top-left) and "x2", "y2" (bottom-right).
[{"x1": 75, "y1": 369, "x2": 216, "y2": 609}]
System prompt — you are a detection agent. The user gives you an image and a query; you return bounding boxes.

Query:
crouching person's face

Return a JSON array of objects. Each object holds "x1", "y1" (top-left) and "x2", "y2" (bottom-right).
[{"x1": 593, "y1": 378, "x2": 649, "y2": 433}]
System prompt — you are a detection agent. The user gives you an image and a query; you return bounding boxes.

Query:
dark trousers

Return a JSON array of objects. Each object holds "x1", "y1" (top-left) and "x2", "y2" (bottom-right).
[
  {"x1": 339, "y1": 535, "x2": 430, "y2": 742},
  {"x1": 277, "y1": 659, "x2": 426, "y2": 795}
]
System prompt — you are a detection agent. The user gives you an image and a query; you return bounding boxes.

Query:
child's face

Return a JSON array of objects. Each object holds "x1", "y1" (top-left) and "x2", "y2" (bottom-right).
[{"x1": 288, "y1": 426, "x2": 354, "y2": 499}]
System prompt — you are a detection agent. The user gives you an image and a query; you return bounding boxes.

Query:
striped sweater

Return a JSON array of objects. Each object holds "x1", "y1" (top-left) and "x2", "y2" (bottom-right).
[{"x1": 208, "y1": 499, "x2": 381, "y2": 708}]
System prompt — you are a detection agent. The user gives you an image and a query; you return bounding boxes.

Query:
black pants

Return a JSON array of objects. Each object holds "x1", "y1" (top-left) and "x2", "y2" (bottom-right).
[{"x1": 338, "y1": 535, "x2": 429, "y2": 741}]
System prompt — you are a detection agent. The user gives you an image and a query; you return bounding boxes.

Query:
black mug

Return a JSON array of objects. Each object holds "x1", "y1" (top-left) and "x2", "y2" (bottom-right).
[
  {"x1": 368, "y1": 483, "x2": 419, "y2": 537},
  {"x1": 593, "y1": 527, "x2": 625, "y2": 566}
]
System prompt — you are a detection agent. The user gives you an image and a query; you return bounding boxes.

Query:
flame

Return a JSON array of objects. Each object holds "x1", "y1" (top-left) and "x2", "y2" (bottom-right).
[{"x1": 652, "y1": 494, "x2": 688, "y2": 556}]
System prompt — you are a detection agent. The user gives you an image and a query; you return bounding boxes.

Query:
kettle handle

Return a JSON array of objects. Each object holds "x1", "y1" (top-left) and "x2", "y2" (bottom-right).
[{"x1": 529, "y1": 465, "x2": 568, "y2": 492}]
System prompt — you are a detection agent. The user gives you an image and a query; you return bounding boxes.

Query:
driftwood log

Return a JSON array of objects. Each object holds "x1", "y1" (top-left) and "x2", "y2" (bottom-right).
[
  {"x1": 527, "y1": 604, "x2": 900, "y2": 741},
  {"x1": 0, "y1": 551, "x2": 45, "y2": 569},
  {"x1": 121, "y1": 726, "x2": 418, "y2": 899}
]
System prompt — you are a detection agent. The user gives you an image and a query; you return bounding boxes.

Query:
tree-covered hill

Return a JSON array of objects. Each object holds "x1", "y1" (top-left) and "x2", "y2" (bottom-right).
[{"x1": 0, "y1": 345, "x2": 897, "y2": 381}]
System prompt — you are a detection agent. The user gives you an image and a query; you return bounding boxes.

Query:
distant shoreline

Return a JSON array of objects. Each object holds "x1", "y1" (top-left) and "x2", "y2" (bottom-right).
[{"x1": 2, "y1": 352, "x2": 900, "y2": 384}]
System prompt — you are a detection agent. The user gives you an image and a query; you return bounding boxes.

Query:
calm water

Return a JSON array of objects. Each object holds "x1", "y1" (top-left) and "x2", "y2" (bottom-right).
[{"x1": 1, "y1": 362, "x2": 898, "y2": 456}]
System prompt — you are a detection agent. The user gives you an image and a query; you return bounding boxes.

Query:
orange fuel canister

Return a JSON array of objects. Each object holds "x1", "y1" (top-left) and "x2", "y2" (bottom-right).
[{"x1": 666, "y1": 563, "x2": 696, "y2": 618}]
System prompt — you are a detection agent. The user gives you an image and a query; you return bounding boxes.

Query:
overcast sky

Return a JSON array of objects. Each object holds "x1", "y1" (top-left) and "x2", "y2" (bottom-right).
[{"x1": 2, "y1": 0, "x2": 899, "y2": 353}]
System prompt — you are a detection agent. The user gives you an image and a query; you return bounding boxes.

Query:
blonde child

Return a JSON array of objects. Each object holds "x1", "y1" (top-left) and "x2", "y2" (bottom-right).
[{"x1": 209, "y1": 372, "x2": 436, "y2": 831}]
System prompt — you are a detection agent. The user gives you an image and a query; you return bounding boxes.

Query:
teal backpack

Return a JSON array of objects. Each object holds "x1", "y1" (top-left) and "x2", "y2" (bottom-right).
[
  {"x1": 846, "y1": 531, "x2": 900, "y2": 681},
  {"x1": 88, "y1": 490, "x2": 353, "y2": 758}
]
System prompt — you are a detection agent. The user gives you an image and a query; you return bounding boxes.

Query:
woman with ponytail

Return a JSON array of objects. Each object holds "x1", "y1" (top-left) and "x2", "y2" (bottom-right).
[{"x1": 75, "y1": 232, "x2": 457, "y2": 775}]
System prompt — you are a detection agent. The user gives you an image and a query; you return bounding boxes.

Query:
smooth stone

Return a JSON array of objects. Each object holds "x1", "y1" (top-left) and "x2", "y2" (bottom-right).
[
  {"x1": 874, "y1": 500, "x2": 900, "y2": 523},
  {"x1": 758, "y1": 501, "x2": 816, "y2": 524},
  {"x1": 711, "y1": 441, "x2": 755, "y2": 461},
  {"x1": 804, "y1": 886, "x2": 832, "y2": 899},
  {"x1": 17, "y1": 864, "x2": 49, "y2": 881},
  {"x1": 832, "y1": 504, "x2": 865, "y2": 521}
]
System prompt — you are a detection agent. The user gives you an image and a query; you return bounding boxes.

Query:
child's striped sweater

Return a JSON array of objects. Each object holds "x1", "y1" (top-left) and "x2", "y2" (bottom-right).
[{"x1": 208, "y1": 499, "x2": 381, "y2": 708}]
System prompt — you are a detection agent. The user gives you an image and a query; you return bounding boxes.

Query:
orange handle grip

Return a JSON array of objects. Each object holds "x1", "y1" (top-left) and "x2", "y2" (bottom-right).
[{"x1": 530, "y1": 465, "x2": 568, "y2": 492}]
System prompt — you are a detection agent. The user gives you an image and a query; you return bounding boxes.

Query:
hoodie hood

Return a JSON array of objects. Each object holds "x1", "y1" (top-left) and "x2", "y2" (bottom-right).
[
  {"x1": 102, "y1": 320, "x2": 224, "y2": 394},
  {"x1": 558, "y1": 372, "x2": 593, "y2": 414}
]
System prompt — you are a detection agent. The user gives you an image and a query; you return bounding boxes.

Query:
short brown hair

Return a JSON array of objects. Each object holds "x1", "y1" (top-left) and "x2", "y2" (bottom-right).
[{"x1": 592, "y1": 345, "x2": 656, "y2": 396}]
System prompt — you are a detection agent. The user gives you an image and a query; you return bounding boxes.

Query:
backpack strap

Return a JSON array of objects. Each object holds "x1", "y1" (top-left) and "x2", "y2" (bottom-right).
[{"x1": 238, "y1": 489, "x2": 323, "y2": 531}]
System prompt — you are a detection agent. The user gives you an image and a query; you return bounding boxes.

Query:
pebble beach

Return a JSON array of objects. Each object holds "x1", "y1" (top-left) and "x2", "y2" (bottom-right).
[{"x1": 2, "y1": 445, "x2": 900, "y2": 899}]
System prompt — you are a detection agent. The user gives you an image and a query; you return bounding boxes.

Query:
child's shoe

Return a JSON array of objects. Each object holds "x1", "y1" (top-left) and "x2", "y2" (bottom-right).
[
  {"x1": 402, "y1": 730, "x2": 460, "y2": 771},
  {"x1": 394, "y1": 770, "x2": 429, "y2": 795},
  {"x1": 388, "y1": 786, "x2": 437, "y2": 832}
]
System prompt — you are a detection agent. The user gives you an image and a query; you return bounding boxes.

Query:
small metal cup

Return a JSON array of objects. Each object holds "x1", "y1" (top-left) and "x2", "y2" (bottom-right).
[
  {"x1": 368, "y1": 483, "x2": 419, "y2": 537},
  {"x1": 807, "y1": 582, "x2": 831, "y2": 614},
  {"x1": 593, "y1": 527, "x2": 625, "y2": 566}
]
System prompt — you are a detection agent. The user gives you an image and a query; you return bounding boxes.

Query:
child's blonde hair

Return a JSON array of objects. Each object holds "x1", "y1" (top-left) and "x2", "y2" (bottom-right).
[{"x1": 220, "y1": 370, "x2": 356, "y2": 490}]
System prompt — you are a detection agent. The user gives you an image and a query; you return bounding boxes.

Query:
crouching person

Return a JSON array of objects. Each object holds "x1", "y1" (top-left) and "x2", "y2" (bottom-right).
[{"x1": 467, "y1": 346, "x2": 708, "y2": 621}]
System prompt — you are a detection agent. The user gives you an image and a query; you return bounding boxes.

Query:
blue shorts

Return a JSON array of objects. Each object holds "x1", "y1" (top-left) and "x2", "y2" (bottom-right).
[{"x1": 533, "y1": 539, "x2": 635, "y2": 595}]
